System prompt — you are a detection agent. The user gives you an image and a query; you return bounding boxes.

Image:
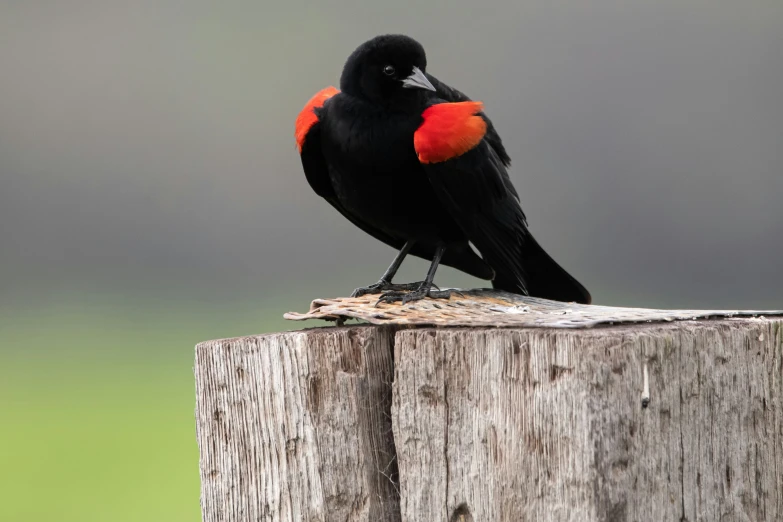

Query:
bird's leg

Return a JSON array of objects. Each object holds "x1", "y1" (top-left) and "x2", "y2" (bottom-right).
[
  {"x1": 376, "y1": 244, "x2": 455, "y2": 305},
  {"x1": 351, "y1": 240, "x2": 426, "y2": 297}
]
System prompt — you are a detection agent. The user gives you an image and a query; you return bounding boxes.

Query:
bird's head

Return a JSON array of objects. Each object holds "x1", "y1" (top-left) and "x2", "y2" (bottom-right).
[{"x1": 340, "y1": 34, "x2": 436, "y2": 107}]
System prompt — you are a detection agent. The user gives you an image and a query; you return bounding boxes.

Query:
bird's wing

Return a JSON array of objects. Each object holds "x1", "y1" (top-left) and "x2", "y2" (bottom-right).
[
  {"x1": 296, "y1": 87, "x2": 494, "y2": 280},
  {"x1": 414, "y1": 100, "x2": 530, "y2": 292},
  {"x1": 296, "y1": 87, "x2": 406, "y2": 250},
  {"x1": 427, "y1": 73, "x2": 513, "y2": 171},
  {"x1": 414, "y1": 100, "x2": 591, "y2": 303}
]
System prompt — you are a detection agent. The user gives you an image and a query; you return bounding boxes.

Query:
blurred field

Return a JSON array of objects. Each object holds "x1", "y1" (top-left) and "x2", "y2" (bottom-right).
[{"x1": 0, "y1": 298, "x2": 290, "y2": 522}]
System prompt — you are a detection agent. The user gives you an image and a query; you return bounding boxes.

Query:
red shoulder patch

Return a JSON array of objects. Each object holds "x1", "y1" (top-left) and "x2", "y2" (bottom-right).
[
  {"x1": 414, "y1": 101, "x2": 487, "y2": 164},
  {"x1": 295, "y1": 86, "x2": 339, "y2": 152}
]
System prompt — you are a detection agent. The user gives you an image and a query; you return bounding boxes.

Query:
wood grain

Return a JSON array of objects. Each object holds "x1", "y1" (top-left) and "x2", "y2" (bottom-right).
[
  {"x1": 392, "y1": 320, "x2": 782, "y2": 522},
  {"x1": 284, "y1": 290, "x2": 783, "y2": 329},
  {"x1": 195, "y1": 319, "x2": 782, "y2": 522},
  {"x1": 195, "y1": 327, "x2": 400, "y2": 522}
]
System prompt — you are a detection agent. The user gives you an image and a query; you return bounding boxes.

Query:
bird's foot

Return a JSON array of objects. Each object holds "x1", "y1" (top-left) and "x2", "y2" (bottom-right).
[
  {"x1": 375, "y1": 285, "x2": 456, "y2": 306},
  {"x1": 351, "y1": 280, "x2": 437, "y2": 298}
]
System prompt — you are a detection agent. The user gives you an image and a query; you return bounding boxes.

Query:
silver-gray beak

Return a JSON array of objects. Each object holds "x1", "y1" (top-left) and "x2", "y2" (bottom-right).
[{"x1": 402, "y1": 66, "x2": 436, "y2": 92}]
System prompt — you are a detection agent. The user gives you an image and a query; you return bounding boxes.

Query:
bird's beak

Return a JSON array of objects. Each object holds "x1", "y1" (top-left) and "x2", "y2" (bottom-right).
[{"x1": 402, "y1": 66, "x2": 436, "y2": 92}]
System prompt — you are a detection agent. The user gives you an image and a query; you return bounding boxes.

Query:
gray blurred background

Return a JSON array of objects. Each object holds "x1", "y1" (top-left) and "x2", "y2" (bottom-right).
[{"x1": 0, "y1": 2, "x2": 781, "y2": 521}]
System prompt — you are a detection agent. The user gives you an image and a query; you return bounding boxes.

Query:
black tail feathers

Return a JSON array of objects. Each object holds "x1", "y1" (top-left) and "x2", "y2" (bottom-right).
[{"x1": 491, "y1": 235, "x2": 591, "y2": 304}]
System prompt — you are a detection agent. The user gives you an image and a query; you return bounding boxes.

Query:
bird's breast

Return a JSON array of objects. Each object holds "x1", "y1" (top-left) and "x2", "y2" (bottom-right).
[
  {"x1": 318, "y1": 101, "x2": 456, "y2": 240},
  {"x1": 322, "y1": 103, "x2": 421, "y2": 173}
]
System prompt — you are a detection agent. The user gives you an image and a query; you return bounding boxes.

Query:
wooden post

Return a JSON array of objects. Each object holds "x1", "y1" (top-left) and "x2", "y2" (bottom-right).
[{"x1": 195, "y1": 294, "x2": 783, "y2": 522}]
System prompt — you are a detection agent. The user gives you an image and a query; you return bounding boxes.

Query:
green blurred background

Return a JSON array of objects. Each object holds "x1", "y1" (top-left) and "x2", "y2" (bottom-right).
[{"x1": 1, "y1": 1, "x2": 781, "y2": 520}]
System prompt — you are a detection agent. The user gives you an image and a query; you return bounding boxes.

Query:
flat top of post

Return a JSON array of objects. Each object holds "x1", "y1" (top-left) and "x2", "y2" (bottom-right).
[{"x1": 284, "y1": 289, "x2": 783, "y2": 329}]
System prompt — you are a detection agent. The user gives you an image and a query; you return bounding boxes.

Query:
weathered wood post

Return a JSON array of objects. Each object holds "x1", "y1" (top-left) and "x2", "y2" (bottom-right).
[{"x1": 194, "y1": 291, "x2": 783, "y2": 522}]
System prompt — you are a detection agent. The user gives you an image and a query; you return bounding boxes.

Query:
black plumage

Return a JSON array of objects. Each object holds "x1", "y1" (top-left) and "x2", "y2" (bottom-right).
[{"x1": 297, "y1": 34, "x2": 590, "y2": 305}]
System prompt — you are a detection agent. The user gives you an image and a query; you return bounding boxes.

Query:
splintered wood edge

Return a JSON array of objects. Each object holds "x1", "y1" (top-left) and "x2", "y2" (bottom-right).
[{"x1": 283, "y1": 289, "x2": 783, "y2": 329}]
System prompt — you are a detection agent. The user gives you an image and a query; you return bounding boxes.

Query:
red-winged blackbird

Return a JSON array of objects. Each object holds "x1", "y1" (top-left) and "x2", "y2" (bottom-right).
[{"x1": 295, "y1": 34, "x2": 591, "y2": 305}]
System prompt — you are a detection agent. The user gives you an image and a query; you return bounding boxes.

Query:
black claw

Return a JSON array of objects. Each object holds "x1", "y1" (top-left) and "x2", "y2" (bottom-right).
[
  {"x1": 374, "y1": 291, "x2": 409, "y2": 307},
  {"x1": 351, "y1": 280, "x2": 388, "y2": 298},
  {"x1": 374, "y1": 286, "x2": 455, "y2": 306},
  {"x1": 352, "y1": 280, "x2": 436, "y2": 298}
]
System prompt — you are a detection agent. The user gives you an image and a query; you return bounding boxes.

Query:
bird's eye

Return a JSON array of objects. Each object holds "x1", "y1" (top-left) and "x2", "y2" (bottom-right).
[{"x1": 382, "y1": 65, "x2": 396, "y2": 76}]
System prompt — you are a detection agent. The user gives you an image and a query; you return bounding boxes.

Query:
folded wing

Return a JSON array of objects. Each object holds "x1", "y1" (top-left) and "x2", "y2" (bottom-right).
[{"x1": 414, "y1": 100, "x2": 591, "y2": 303}]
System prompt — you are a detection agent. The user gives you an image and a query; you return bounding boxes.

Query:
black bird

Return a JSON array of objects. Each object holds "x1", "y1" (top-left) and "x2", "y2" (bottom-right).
[{"x1": 295, "y1": 34, "x2": 590, "y2": 305}]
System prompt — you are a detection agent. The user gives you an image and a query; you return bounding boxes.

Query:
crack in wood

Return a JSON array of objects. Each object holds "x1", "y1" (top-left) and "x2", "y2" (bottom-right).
[{"x1": 195, "y1": 318, "x2": 783, "y2": 522}]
